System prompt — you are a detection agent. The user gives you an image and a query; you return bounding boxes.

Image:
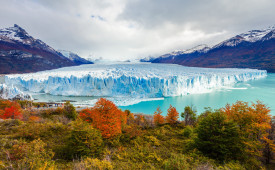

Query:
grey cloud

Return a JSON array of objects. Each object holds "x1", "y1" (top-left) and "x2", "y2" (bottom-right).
[
  {"x1": 0, "y1": 0, "x2": 274, "y2": 60},
  {"x1": 120, "y1": 0, "x2": 275, "y2": 33}
]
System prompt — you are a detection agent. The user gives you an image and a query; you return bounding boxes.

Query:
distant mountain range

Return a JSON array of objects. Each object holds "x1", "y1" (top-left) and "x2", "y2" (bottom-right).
[
  {"x1": 0, "y1": 24, "x2": 92, "y2": 74},
  {"x1": 142, "y1": 26, "x2": 275, "y2": 72},
  {"x1": 57, "y1": 50, "x2": 93, "y2": 65}
]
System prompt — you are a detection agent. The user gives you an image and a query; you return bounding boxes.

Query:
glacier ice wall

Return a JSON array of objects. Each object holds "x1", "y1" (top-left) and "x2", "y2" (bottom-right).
[
  {"x1": 4, "y1": 63, "x2": 267, "y2": 98},
  {"x1": 0, "y1": 84, "x2": 33, "y2": 100}
]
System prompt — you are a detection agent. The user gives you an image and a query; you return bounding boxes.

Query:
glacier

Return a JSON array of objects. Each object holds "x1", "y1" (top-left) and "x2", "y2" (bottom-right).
[
  {"x1": 0, "y1": 84, "x2": 33, "y2": 100},
  {"x1": 4, "y1": 63, "x2": 267, "y2": 98}
]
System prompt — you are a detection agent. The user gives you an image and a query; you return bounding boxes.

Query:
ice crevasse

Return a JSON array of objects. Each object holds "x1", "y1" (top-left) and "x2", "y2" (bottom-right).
[{"x1": 4, "y1": 63, "x2": 267, "y2": 98}]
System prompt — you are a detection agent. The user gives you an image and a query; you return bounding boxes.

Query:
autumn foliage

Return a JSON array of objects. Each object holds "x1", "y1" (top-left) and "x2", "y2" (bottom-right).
[
  {"x1": 0, "y1": 100, "x2": 22, "y2": 120},
  {"x1": 28, "y1": 116, "x2": 40, "y2": 122},
  {"x1": 166, "y1": 105, "x2": 179, "y2": 125},
  {"x1": 221, "y1": 101, "x2": 272, "y2": 158},
  {"x1": 153, "y1": 107, "x2": 165, "y2": 126},
  {"x1": 80, "y1": 98, "x2": 127, "y2": 139},
  {"x1": 79, "y1": 108, "x2": 93, "y2": 123}
]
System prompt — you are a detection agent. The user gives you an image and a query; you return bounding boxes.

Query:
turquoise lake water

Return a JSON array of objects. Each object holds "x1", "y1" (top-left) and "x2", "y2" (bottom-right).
[
  {"x1": 120, "y1": 73, "x2": 275, "y2": 115},
  {"x1": 32, "y1": 73, "x2": 275, "y2": 116}
]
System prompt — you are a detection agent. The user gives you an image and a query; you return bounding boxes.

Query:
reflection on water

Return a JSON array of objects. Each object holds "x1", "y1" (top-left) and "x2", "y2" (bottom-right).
[{"x1": 32, "y1": 73, "x2": 275, "y2": 115}]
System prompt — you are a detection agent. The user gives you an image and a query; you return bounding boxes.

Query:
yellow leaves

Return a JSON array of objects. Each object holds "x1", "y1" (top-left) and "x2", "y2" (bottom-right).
[
  {"x1": 221, "y1": 100, "x2": 272, "y2": 158},
  {"x1": 82, "y1": 157, "x2": 113, "y2": 170},
  {"x1": 0, "y1": 161, "x2": 5, "y2": 169}
]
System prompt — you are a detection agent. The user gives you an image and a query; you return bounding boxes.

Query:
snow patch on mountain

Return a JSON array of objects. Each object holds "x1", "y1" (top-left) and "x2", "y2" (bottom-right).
[
  {"x1": 213, "y1": 26, "x2": 275, "y2": 48},
  {"x1": 0, "y1": 24, "x2": 33, "y2": 44},
  {"x1": 58, "y1": 50, "x2": 93, "y2": 65},
  {"x1": 159, "y1": 44, "x2": 210, "y2": 59}
]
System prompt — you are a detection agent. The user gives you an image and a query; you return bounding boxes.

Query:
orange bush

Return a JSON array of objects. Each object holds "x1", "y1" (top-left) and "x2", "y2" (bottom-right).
[
  {"x1": 0, "y1": 100, "x2": 22, "y2": 120},
  {"x1": 166, "y1": 105, "x2": 179, "y2": 125},
  {"x1": 80, "y1": 98, "x2": 126, "y2": 139},
  {"x1": 153, "y1": 107, "x2": 165, "y2": 126},
  {"x1": 79, "y1": 108, "x2": 93, "y2": 122}
]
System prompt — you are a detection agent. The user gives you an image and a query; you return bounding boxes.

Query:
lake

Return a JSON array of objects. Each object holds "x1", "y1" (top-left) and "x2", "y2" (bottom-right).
[{"x1": 32, "y1": 73, "x2": 275, "y2": 116}]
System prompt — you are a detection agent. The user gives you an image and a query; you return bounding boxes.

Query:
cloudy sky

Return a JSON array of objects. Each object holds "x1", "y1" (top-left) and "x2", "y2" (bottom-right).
[{"x1": 0, "y1": 0, "x2": 274, "y2": 61}]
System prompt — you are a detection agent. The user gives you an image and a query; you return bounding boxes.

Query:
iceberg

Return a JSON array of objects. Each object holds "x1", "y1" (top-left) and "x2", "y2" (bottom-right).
[{"x1": 4, "y1": 63, "x2": 267, "y2": 98}]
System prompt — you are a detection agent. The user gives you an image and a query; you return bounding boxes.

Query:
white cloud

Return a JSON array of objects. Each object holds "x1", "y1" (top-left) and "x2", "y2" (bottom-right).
[{"x1": 0, "y1": 0, "x2": 274, "y2": 60}]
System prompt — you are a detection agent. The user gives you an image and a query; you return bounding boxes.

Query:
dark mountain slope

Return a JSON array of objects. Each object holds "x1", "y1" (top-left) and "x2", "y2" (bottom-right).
[{"x1": 0, "y1": 24, "x2": 92, "y2": 74}]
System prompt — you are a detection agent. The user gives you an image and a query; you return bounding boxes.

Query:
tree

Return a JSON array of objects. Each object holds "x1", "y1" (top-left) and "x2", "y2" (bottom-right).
[
  {"x1": 181, "y1": 106, "x2": 197, "y2": 126},
  {"x1": 221, "y1": 101, "x2": 272, "y2": 161},
  {"x1": 263, "y1": 116, "x2": 275, "y2": 164},
  {"x1": 63, "y1": 101, "x2": 77, "y2": 120},
  {"x1": 82, "y1": 98, "x2": 126, "y2": 139},
  {"x1": 153, "y1": 107, "x2": 165, "y2": 126},
  {"x1": 195, "y1": 111, "x2": 244, "y2": 162},
  {"x1": 166, "y1": 105, "x2": 179, "y2": 125},
  {"x1": 0, "y1": 101, "x2": 22, "y2": 120}
]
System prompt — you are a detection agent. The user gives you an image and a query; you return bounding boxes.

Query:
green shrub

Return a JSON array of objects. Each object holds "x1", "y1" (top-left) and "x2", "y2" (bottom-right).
[
  {"x1": 17, "y1": 122, "x2": 50, "y2": 140},
  {"x1": 73, "y1": 157, "x2": 113, "y2": 170},
  {"x1": 163, "y1": 153, "x2": 216, "y2": 170},
  {"x1": 163, "y1": 153, "x2": 193, "y2": 170},
  {"x1": 195, "y1": 111, "x2": 244, "y2": 163},
  {"x1": 144, "y1": 135, "x2": 161, "y2": 147},
  {"x1": 10, "y1": 139, "x2": 55, "y2": 169},
  {"x1": 66, "y1": 119, "x2": 104, "y2": 159},
  {"x1": 64, "y1": 101, "x2": 77, "y2": 120},
  {"x1": 182, "y1": 126, "x2": 193, "y2": 138},
  {"x1": 40, "y1": 108, "x2": 61, "y2": 118},
  {"x1": 218, "y1": 161, "x2": 246, "y2": 170}
]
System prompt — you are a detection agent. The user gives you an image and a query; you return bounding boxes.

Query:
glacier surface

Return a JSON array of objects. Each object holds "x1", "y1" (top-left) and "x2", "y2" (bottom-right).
[{"x1": 4, "y1": 63, "x2": 267, "y2": 98}]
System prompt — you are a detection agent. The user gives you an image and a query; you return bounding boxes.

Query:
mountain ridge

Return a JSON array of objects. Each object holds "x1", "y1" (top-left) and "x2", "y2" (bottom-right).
[
  {"x1": 0, "y1": 24, "x2": 92, "y2": 74},
  {"x1": 57, "y1": 50, "x2": 93, "y2": 65},
  {"x1": 143, "y1": 26, "x2": 275, "y2": 72}
]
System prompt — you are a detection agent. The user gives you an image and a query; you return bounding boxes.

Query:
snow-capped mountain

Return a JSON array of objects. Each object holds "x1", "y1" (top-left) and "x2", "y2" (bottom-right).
[
  {"x1": 58, "y1": 50, "x2": 93, "y2": 65},
  {"x1": 145, "y1": 26, "x2": 275, "y2": 72},
  {"x1": 0, "y1": 24, "x2": 61, "y2": 56},
  {"x1": 213, "y1": 26, "x2": 275, "y2": 48},
  {"x1": 0, "y1": 24, "x2": 92, "y2": 74},
  {"x1": 159, "y1": 44, "x2": 210, "y2": 59}
]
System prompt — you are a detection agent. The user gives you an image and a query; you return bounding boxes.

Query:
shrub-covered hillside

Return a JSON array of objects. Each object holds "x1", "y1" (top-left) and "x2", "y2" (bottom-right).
[{"x1": 0, "y1": 99, "x2": 274, "y2": 169}]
